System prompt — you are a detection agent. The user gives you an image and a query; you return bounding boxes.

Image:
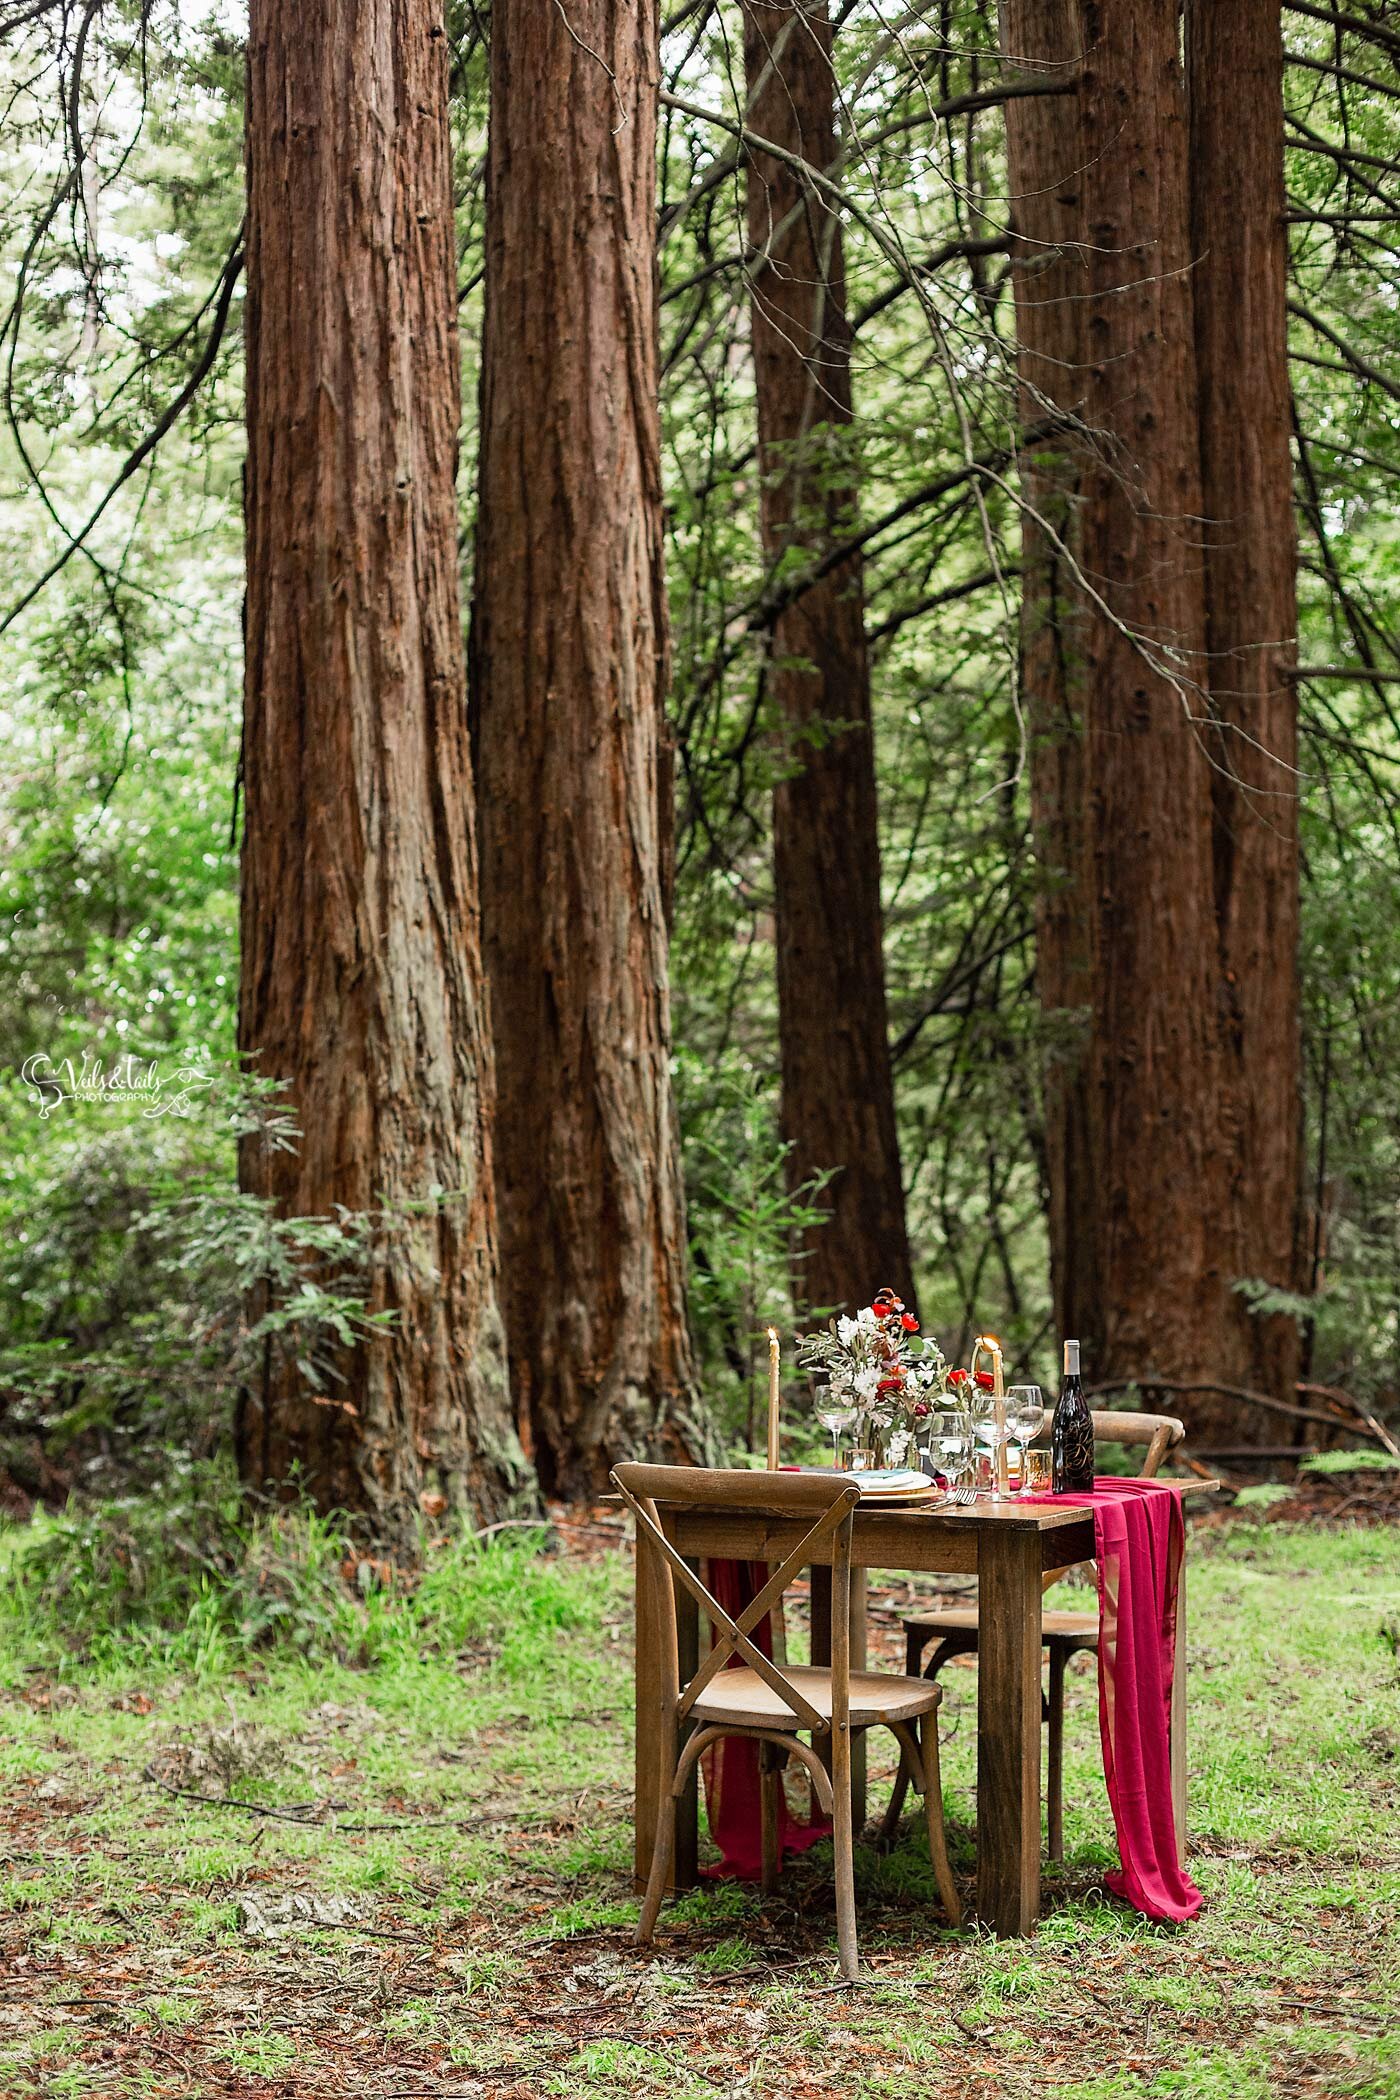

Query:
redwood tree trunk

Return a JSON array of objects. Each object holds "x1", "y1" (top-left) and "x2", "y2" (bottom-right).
[
  {"x1": 1188, "y1": 0, "x2": 1304, "y2": 1435},
  {"x1": 999, "y1": 0, "x2": 1094, "y2": 1352},
  {"x1": 1003, "y1": 0, "x2": 1231, "y2": 1396},
  {"x1": 743, "y1": 0, "x2": 912, "y2": 1317},
  {"x1": 470, "y1": 0, "x2": 697, "y2": 1498},
  {"x1": 238, "y1": 0, "x2": 523, "y2": 1534}
]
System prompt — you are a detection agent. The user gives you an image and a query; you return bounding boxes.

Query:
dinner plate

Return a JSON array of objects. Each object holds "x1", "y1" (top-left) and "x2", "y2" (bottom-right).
[{"x1": 850, "y1": 1468, "x2": 941, "y2": 1502}]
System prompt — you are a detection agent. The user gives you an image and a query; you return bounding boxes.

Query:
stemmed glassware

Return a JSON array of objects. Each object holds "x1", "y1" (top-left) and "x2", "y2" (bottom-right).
[
  {"x1": 1007, "y1": 1384, "x2": 1045, "y2": 1483},
  {"x1": 816, "y1": 1401, "x2": 857, "y2": 1471},
  {"x1": 973, "y1": 1390, "x2": 1012, "y2": 1502}
]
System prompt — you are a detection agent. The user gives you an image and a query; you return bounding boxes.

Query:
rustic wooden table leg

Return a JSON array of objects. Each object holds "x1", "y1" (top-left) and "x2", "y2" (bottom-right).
[
  {"x1": 633, "y1": 1527, "x2": 660, "y2": 1892},
  {"x1": 1171, "y1": 1549, "x2": 1187, "y2": 1868},
  {"x1": 674, "y1": 1567, "x2": 700, "y2": 1889},
  {"x1": 976, "y1": 1525, "x2": 1042, "y2": 1934},
  {"x1": 810, "y1": 1564, "x2": 867, "y2": 1826}
]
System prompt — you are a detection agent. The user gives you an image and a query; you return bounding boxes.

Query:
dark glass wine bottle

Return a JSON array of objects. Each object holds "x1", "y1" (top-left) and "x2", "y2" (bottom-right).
[{"x1": 1051, "y1": 1338, "x2": 1095, "y2": 1493}]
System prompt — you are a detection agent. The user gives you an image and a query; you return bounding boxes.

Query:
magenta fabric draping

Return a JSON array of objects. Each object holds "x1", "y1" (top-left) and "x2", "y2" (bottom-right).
[
  {"x1": 1054, "y1": 1476, "x2": 1202, "y2": 1922},
  {"x1": 698, "y1": 1558, "x2": 832, "y2": 1880}
]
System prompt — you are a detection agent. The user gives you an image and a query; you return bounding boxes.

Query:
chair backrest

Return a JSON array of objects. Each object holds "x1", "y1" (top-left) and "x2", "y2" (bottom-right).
[
  {"x1": 612, "y1": 1463, "x2": 860, "y2": 1736},
  {"x1": 1088, "y1": 1409, "x2": 1186, "y2": 1478}
]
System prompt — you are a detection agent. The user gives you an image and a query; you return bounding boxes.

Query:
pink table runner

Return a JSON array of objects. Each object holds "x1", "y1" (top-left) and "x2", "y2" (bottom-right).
[{"x1": 701, "y1": 1477, "x2": 1202, "y2": 1922}]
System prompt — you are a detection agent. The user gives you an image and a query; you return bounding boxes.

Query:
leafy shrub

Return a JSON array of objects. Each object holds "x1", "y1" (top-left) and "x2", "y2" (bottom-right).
[
  {"x1": 0, "y1": 1078, "x2": 399, "y2": 1501},
  {"x1": 0, "y1": 1472, "x2": 602, "y2": 1684}
]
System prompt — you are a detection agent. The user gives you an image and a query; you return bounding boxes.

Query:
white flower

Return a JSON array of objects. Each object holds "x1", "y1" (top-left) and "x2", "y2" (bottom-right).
[
  {"x1": 854, "y1": 1365, "x2": 881, "y2": 1402},
  {"x1": 886, "y1": 1429, "x2": 911, "y2": 1467},
  {"x1": 856, "y1": 1306, "x2": 878, "y2": 1334},
  {"x1": 836, "y1": 1315, "x2": 860, "y2": 1347}
]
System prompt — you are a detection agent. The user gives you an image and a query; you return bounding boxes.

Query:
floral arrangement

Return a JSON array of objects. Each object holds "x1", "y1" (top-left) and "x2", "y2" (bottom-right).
[{"x1": 796, "y1": 1286, "x2": 986, "y2": 1466}]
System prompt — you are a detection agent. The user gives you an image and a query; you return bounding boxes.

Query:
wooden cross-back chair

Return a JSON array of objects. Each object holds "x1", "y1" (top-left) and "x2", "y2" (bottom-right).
[
  {"x1": 879, "y1": 1410, "x2": 1186, "y2": 1857},
  {"x1": 613, "y1": 1462, "x2": 961, "y2": 1981}
]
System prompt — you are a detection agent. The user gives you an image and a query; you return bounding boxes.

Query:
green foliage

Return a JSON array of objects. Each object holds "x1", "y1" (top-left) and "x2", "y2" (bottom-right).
[
  {"x1": 676, "y1": 1044, "x2": 835, "y2": 1450},
  {"x1": 0, "y1": 1080, "x2": 406, "y2": 1491},
  {"x1": 1301, "y1": 1448, "x2": 1400, "y2": 1476},
  {"x1": 0, "y1": 1475, "x2": 590, "y2": 1682}
]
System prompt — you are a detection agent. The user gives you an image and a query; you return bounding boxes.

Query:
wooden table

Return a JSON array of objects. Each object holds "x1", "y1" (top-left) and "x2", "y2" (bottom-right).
[{"x1": 631, "y1": 1492, "x2": 1188, "y2": 1936}]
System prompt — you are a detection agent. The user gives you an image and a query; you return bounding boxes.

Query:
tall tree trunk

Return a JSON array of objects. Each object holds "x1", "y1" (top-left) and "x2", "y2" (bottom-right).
[
  {"x1": 1003, "y1": 0, "x2": 1232, "y2": 1397},
  {"x1": 999, "y1": 0, "x2": 1095, "y2": 1354},
  {"x1": 238, "y1": 0, "x2": 523, "y2": 1535},
  {"x1": 470, "y1": 0, "x2": 697, "y2": 1498},
  {"x1": 1188, "y1": 0, "x2": 1304, "y2": 1437},
  {"x1": 743, "y1": 0, "x2": 912, "y2": 1317}
]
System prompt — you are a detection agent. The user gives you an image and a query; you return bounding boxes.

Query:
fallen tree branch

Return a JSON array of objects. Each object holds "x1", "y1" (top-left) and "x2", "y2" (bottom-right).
[
  {"x1": 1299, "y1": 1381, "x2": 1400, "y2": 1457},
  {"x1": 1087, "y1": 1378, "x2": 1397, "y2": 1451}
]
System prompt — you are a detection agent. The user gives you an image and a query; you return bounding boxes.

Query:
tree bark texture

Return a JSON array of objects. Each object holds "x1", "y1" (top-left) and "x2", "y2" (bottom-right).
[
  {"x1": 239, "y1": 0, "x2": 523, "y2": 1534},
  {"x1": 1002, "y1": 0, "x2": 1235, "y2": 1401},
  {"x1": 470, "y1": 0, "x2": 697, "y2": 1498},
  {"x1": 743, "y1": 0, "x2": 912, "y2": 1317},
  {"x1": 1187, "y1": 0, "x2": 1304, "y2": 1431}
]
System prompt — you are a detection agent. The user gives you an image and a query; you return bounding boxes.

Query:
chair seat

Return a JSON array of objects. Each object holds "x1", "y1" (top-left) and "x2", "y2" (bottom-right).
[
  {"x1": 906, "y1": 1606, "x2": 1099, "y2": 1648},
  {"x1": 691, "y1": 1663, "x2": 942, "y2": 1731}
]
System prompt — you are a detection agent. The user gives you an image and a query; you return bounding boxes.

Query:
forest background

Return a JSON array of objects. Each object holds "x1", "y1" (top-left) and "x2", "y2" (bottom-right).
[{"x1": 2, "y1": 0, "x2": 1400, "y2": 1532}]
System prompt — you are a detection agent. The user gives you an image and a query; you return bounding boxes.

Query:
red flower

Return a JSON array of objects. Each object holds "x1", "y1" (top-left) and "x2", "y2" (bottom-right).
[
  {"x1": 901, "y1": 1312, "x2": 919, "y2": 1332},
  {"x1": 974, "y1": 1370, "x2": 995, "y2": 1390},
  {"x1": 868, "y1": 1302, "x2": 890, "y2": 1321},
  {"x1": 911, "y1": 1400, "x2": 931, "y2": 1418},
  {"x1": 876, "y1": 1375, "x2": 904, "y2": 1395},
  {"x1": 947, "y1": 1368, "x2": 968, "y2": 1386}
]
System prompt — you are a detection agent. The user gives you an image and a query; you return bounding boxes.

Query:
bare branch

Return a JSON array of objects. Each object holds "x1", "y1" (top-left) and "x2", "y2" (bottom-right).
[
  {"x1": 1284, "y1": 0, "x2": 1400, "y2": 66},
  {"x1": 0, "y1": 235, "x2": 245, "y2": 635},
  {"x1": 1288, "y1": 295, "x2": 1400, "y2": 405}
]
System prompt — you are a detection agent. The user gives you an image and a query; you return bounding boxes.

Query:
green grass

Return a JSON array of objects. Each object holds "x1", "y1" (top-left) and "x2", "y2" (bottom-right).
[{"x1": 0, "y1": 1503, "x2": 1397, "y2": 2097}]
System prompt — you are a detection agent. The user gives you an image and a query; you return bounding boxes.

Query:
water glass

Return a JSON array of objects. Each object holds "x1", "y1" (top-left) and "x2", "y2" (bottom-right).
[
  {"x1": 816, "y1": 1404, "x2": 857, "y2": 1471},
  {"x1": 1007, "y1": 1384, "x2": 1045, "y2": 1496},
  {"x1": 933, "y1": 1412, "x2": 973, "y2": 1494}
]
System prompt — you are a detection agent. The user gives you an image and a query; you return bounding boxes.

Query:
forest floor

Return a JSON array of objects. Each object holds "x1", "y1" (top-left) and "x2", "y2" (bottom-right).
[{"x1": 1, "y1": 1504, "x2": 1398, "y2": 2100}]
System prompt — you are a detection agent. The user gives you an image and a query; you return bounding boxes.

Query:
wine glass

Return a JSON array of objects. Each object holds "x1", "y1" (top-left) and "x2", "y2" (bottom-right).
[
  {"x1": 1007, "y1": 1384, "x2": 1045, "y2": 1496},
  {"x1": 934, "y1": 1412, "x2": 973, "y2": 1494},
  {"x1": 972, "y1": 1390, "x2": 1011, "y2": 1502},
  {"x1": 816, "y1": 1400, "x2": 857, "y2": 1470}
]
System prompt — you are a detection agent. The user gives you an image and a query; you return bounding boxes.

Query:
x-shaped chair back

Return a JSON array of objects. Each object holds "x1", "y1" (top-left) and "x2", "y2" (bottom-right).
[{"x1": 612, "y1": 1463, "x2": 860, "y2": 1734}]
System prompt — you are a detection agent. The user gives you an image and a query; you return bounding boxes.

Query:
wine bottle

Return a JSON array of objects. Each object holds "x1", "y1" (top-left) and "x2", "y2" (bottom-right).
[{"x1": 1051, "y1": 1338, "x2": 1095, "y2": 1493}]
